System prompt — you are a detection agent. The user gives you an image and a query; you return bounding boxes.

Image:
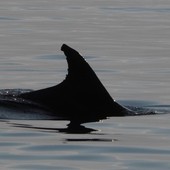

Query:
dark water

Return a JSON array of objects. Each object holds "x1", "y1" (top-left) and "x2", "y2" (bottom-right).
[{"x1": 0, "y1": 0, "x2": 170, "y2": 169}]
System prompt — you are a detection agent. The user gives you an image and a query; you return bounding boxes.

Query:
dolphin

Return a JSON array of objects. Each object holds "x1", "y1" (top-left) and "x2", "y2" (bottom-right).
[{"x1": 17, "y1": 44, "x2": 134, "y2": 124}]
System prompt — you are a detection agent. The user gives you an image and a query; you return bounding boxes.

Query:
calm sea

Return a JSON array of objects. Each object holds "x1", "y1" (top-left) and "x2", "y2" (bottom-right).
[{"x1": 0, "y1": 0, "x2": 170, "y2": 169}]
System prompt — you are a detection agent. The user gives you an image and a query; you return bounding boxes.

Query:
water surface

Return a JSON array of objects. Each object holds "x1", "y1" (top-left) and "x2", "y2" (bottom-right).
[{"x1": 0, "y1": 0, "x2": 170, "y2": 169}]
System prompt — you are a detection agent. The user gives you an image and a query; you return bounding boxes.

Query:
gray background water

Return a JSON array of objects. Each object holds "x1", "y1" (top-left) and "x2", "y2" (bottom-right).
[{"x1": 0, "y1": 0, "x2": 170, "y2": 169}]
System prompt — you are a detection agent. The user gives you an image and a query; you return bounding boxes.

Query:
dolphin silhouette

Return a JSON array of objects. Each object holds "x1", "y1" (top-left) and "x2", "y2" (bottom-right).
[{"x1": 18, "y1": 44, "x2": 134, "y2": 124}]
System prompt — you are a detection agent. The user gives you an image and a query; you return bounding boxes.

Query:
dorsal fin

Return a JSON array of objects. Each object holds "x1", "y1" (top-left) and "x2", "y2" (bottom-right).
[
  {"x1": 61, "y1": 44, "x2": 113, "y2": 101},
  {"x1": 20, "y1": 44, "x2": 127, "y2": 123},
  {"x1": 61, "y1": 44, "x2": 96, "y2": 80}
]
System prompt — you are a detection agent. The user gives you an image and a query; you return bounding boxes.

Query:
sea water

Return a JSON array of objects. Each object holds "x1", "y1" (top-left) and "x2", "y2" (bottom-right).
[{"x1": 0, "y1": 0, "x2": 170, "y2": 169}]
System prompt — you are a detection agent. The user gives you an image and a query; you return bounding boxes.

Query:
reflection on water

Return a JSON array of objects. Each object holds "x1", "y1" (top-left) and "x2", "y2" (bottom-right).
[
  {"x1": 1, "y1": 115, "x2": 170, "y2": 170},
  {"x1": 10, "y1": 121, "x2": 96, "y2": 134}
]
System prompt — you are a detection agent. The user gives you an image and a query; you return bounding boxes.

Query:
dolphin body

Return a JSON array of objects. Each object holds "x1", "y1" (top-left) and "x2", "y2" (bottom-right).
[{"x1": 17, "y1": 44, "x2": 134, "y2": 124}]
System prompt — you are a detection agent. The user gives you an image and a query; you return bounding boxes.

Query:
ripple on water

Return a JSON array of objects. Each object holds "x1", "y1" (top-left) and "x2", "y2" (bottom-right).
[
  {"x1": 124, "y1": 160, "x2": 170, "y2": 170},
  {"x1": 12, "y1": 165, "x2": 78, "y2": 170},
  {"x1": 0, "y1": 17, "x2": 19, "y2": 20},
  {"x1": 101, "y1": 7, "x2": 170, "y2": 13}
]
